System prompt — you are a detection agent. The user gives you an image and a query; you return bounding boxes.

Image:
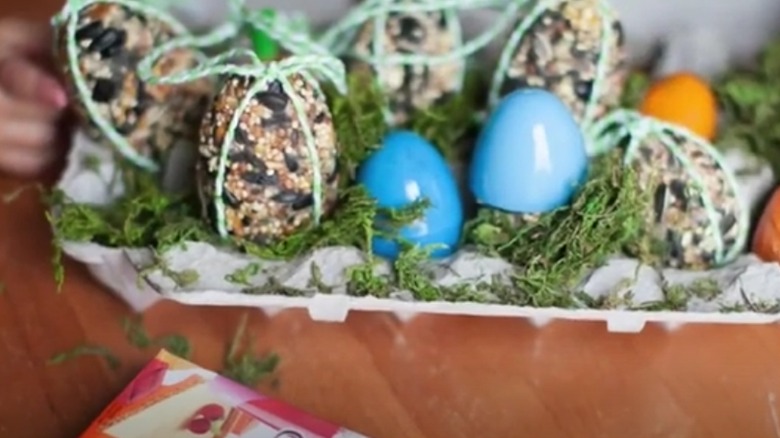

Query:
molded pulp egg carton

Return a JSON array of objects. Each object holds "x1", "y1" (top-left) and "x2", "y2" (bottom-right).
[
  {"x1": 54, "y1": 1, "x2": 780, "y2": 334},
  {"x1": 57, "y1": 131, "x2": 780, "y2": 334}
]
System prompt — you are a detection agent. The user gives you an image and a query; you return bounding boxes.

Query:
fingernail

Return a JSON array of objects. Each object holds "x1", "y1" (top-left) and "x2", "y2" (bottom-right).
[{"x1": 38, "y1": 76, "x2": 68, "y2": 109}]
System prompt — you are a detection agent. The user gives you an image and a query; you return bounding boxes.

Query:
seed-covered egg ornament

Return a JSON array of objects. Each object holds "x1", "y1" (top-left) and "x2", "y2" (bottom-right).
[
  {"x1": 333, "y1": 0, "x2": 465, "y2": 125},
  {"x1": 197, "y1": 74, "x2": 340, "y2": 244},
  {"x1": 490, "y1": 0, "x2": 627, "y2": 127},
  {"x1": 54, "y1": 0, "x2": 212, "y2": 171},
  {"x1": 591, "y1": 110, "x2": 749, "y2": 270}
]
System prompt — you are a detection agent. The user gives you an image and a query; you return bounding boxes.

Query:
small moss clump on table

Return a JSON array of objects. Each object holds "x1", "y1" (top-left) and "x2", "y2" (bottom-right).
[{"x1": 46, "y1": 69, "x2": 656, "y2": 309}]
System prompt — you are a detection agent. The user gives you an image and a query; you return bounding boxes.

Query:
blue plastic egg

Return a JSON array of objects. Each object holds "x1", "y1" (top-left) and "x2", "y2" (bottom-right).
[
  {"x1": 357, "y1": 130, "x2": 463, "y2": 260},
  {"x1": 469, "y1": 88, "x2": 588, "y2": 214}
]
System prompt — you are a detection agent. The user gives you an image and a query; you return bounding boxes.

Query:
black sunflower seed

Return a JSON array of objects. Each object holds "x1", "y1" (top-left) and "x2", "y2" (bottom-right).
[
  {"x1": 574, "y1": 79, "x2": 594, "y2": 101},
  {"x1": 291, "y1": 193, "x2": 314, "y2": 210},
  {"x1": 91, "y1": 78, "x2": 116, "y2": 103},
  {"x1": 75, "y1": 21, "x2": 104, "y2": 41},
  {"x1": 87, "y1": 28, "x2": 126, "y2": 57},
  {"x1": 256, "y1": 90, "x2": 288, "y2": 112},
  {"x1": 668, "y1": 179, "x2": 688, "y2": 211},
  {"x1": 653, "y1": 183, "x2": 667, "y2": 223},
  {"x1": 283, "y1": 152, "x2": 299, "y2": 172},
  {"x1": 271, "y1": 190, "x2": 300, "y2": 204}
]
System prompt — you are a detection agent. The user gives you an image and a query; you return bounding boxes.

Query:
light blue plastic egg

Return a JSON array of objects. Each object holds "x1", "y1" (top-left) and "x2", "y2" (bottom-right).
[
  {"x1": 357, "y1": 130, "x2": 463, "y2": 260},
  {"x1": 469, "y1": 88, "x2": 588, "y2": 214}
]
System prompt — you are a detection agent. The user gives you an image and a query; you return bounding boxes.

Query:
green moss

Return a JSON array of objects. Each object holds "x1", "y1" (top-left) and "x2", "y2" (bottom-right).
[
  {"x1": 241, "y1": 277, "x2": 309, "y2": 296},
  {"x1": 406, "y1": 70, "x2": 486, "y2": 161},
  {"x1": 225, "y1": 263, "x2": 262, "y2": 286},
  {"x1": 633, "y1": 279, "x2": 722, "y2": 311},
  {"x1": 46, "y1": 171, "x2": 213, "y2": 251},
  {"x1": 392, "y1": 244, "x2": 441, "y2": 301},
  {"x1": 619, "y1": 70, "x2": 651, "y2": 109},
  {"x1": 158, "y1": 334, "x2": 192, "y2": 359},
  {"x1": 323, "y1": 71, "x2": 388, "y2": 185},
  {"x1": 346, "y1": 261, "x2": 391, "y2": 298},
  {"x1": 47, "y1": 345, "x2": 120, "y2": 370},
  {"x1": 139, "y1": 253, "x2": 200, "y2": 288},
  {"x1": 464, "y1": 151, "x2": 647, "y2": 307},
  {"x1": 307, "y1": 262, "x2": 333, "y2": 293},
  {"x1": 122, "y1": 316, "x2": 192, "y2": 359},
  {"x1": 715, "y1": 37, "x2": 780, "y2": 176},
  {"x1": 222, "y1": 313, "x2": 279, "y2": 388}
]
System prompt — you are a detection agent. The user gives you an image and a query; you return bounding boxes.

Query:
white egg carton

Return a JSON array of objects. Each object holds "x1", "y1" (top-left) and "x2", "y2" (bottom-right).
[{"x1": 55, "y1": 131, "x2": 780, "y2": 334}]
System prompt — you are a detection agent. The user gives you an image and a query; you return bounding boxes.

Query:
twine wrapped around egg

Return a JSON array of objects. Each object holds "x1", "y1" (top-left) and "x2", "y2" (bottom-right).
[
  {"x1": 52, "y1": 0, "x2": 213, "y2": 172},
  {"x1": 589, "y1": 109, "x2": 749, "y2": 270},
  {"x1": 489, "y1": 0, "x2": 626, "y2": 131},
  {"x1": 320, "y1": 0, "x2": 518, "y2": 125},
  {"x1": 137, "y1": 6, "x2": 348, "y2": 241}
]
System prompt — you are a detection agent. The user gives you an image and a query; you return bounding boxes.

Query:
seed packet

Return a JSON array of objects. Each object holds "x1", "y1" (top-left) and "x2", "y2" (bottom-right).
[{"x1": 80, "y1": 350, "x2": 368, "y2": 438}]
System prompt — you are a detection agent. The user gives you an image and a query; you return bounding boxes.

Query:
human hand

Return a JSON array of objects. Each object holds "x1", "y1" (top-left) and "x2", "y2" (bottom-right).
[{"x1": 0, "y1": 18, "x2": 68, "y2": 177}]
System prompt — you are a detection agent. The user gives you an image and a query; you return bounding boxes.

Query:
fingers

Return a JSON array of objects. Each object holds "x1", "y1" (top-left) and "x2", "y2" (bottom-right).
[
  {"x1": 0, "y1": 92, "x2": 64, "y2": 122},
  {"x1": 0, "y1": 18, "x2": 65, "y2": 177},
  {"x1": 0, "y1": 18, "x2": 53, "y2": 58},
  {"x1": 0, "y1": 57, "x2": 67, "y2": 109},
  {"x1": 0, "y1": 144, "x2": 56, "y2": 177},
  {"x1": 0, "y1": 116, "x2": 57, "y2": 176},
  {"x1": 0, "y1": 116, "x2": 57, "y2": 151}
]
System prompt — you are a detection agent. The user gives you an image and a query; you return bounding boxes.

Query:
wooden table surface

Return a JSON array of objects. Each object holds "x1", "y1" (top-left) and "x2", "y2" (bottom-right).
[{"x1": 4, "y1": 2, "x2": 780, "y2": 438}]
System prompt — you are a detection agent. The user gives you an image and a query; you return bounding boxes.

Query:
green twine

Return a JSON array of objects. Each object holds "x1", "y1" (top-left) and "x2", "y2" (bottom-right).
[
  {"x1": 137, "y1": 7, "x2": 347, "y2": 238},
  {"x1": 321, "y1": 0, "x2": 519, "y2": 124},
  {"x1": 489, "y1": 0, "x2": 620, "y2": 129},
  {"x1": 588, "y1": 109, "x2": 749, "y2": 266},
  {"x1": 51, "y1": 0, "x2": 195, "y2": 172}
]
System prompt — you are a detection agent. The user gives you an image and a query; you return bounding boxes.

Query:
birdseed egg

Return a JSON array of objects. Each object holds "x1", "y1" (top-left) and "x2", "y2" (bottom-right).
[
  {"x1": 347, "y1": 7, "x2": 465, "y2": 125},
  {"x1": 626, "y1": 131, "x2": 747, "y2": 270},
  {"x1": 56, "y1": 3, "x2": 212, "y2": 167},
  {"x1": 197, "y1": 74, "x2": 340, "y2": 244},
  {"x1": 494, "y1": 0, "x2": 627, "y2": 124}
]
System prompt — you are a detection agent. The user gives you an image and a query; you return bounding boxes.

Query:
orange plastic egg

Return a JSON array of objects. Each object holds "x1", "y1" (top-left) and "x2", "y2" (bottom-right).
[
  {"x1": 752, "y1": 187, "x2": 780, "y2": 262},
  {"x1": 639, "y1": 72, "x2": 718, "y2": 141}
]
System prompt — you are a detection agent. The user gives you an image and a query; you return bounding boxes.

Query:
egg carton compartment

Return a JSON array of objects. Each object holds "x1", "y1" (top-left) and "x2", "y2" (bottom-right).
[{"x1": 54, "y1": 131, "x2": 780, "y2": 334}]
